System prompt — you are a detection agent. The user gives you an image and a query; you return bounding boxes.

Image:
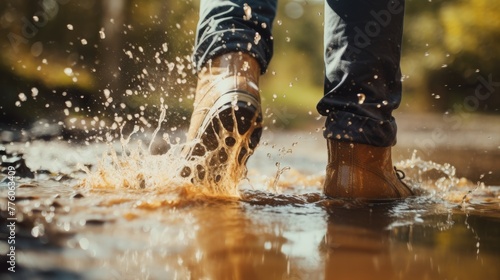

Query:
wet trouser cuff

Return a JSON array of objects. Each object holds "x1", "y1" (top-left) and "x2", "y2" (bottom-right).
[
  {"x1": 193, "y1": 1, "x2": 277, "y2": 74},
  {"x1": 323, "y1": 111, "x2": 397, "y2": 147}
]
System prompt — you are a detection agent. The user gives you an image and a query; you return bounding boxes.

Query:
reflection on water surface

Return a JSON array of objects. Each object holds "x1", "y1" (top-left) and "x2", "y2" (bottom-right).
[{"x1": 1, "y1": 134, "x2": 499, "y2": 279}]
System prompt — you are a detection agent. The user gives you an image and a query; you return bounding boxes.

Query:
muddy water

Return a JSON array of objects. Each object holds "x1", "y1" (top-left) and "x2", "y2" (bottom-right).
[{"x1": 1, "y1": 132, "x2": 500, "y2": 280}]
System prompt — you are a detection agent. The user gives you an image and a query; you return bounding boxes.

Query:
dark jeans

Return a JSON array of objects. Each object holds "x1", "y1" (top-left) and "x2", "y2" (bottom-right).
[{"x1": 194, "y1": 0, "x2": 405, "y2": 147}]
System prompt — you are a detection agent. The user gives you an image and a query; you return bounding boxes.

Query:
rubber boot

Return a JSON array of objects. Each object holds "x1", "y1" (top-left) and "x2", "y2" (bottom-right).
[
  {"x1": 323, "y1": 140, "x2": 414, "y2": 200},
  {"x1": 182, "y1": 52, "x2": 262, "y2": 186}
]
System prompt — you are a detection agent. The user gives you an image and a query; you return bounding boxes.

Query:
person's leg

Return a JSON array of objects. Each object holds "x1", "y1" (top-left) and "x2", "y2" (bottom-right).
[
  {"x1": 194, "y1": 0, "x2": 277, "y2": 74},
  {"x1": 319, "y1": 0, "x2": 413, "y2": 199},
  {"x1": 184, "y1": 1, "x2": 277, "y2": 189}
]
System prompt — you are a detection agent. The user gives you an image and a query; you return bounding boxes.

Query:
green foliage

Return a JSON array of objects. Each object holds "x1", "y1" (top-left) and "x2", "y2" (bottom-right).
[{"x1": 403, "y1": 0, "x2": 500, "y2": 112}]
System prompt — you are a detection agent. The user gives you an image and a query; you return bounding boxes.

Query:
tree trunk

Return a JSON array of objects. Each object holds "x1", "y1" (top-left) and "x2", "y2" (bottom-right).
[{"x1": 100, "y1": 0, "x2": 126, "y2": 94}]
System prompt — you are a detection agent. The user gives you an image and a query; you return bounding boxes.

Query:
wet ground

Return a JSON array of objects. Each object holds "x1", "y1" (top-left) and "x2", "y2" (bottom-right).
[{"x1": 1, "y1": 114, "x2": 500, "y2": 280}]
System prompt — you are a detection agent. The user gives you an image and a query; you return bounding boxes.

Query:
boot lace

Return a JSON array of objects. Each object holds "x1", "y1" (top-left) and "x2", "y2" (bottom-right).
[{"x1": 394, "y1": 167, "x2": 406, "y2": 180}]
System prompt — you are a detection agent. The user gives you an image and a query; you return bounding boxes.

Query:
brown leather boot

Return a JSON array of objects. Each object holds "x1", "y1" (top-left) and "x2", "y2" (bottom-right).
[
  {"x1": 182, "y1": 52, "x2": 262, "y2": 186},
  {"x1": 323, "y1": 140, "x2": 413, "y2": 200}
]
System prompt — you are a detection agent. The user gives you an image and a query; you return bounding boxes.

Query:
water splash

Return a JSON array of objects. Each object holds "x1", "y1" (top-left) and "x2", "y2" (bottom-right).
[
  {"x1": 80, "y1": 105, "x2": 258, "y2": 199},
  {"x1": 271, "y1": 161, "x2": 291, "y2": 193},
  {"x1": 395, "y1": 150, "x2": 492, "y2": 204}
]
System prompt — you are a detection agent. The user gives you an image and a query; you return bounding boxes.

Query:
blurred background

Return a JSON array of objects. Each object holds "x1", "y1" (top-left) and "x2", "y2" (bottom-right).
[{"x1": 0, "y1": 0, "x2": 499, "y2": 140}]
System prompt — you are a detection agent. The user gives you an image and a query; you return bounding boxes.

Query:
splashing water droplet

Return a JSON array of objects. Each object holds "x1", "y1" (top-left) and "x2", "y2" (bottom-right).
[
  {"x1": 64, "y1": 68, "x2": 73, "y2": 76},
  {"x1": 357, "y1": 93, "x2": 366, "y2": 104},
  {"x1": 242, "y1": 61, "x2": 250, "y2": 71},
  {"x1": 18, "y1": 93, "x2": 27, "y2": 102},
  {"x1": 79, "y1": 238, "x2": 90, "y2": 250},
  {"x1": 99, "y1": 28, "x2": 106, "y2": 39},
  {"x1": 243, "y1": 3, "x2": 252, "y2": 20},
  {"x1": 103, "y1": 89, "x2": 111, "y2": 99},
  {"x1": 67, "y1": 24, "x2": 74, "y2": 30},
  {"x1": 254, "y1": 32, "x2": 261, "y2": 44},
  {"x1": 31, "y1": 87, "x2": 39, "y2": 97}
]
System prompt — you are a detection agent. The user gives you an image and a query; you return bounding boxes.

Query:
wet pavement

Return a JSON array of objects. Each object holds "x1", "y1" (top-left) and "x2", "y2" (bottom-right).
[{"x1": 1, "y1": 116, "x2": 500, "y2": 280}]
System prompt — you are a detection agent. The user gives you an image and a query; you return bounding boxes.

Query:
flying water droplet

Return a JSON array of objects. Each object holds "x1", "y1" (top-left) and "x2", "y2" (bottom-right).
[
  {"x1": 103, "y1": 89, "x2": 111, "y2": 99},
  {"x1": 64, "y1": 68, "x2": 73, "y2": 76},
  {"x1": 357, "y1": 93, "x2": 366, "y2": 104},
  {"x1": 18, "y1": 93, "x2": 27, "y2": 102},
  {"x1": 99, "y1": 28, "x2": 106, "y2": 39},
  {"x1": 243, "y1": 3, "x2": 252, "y2": 20},
  {"x1": 31, "y1": 87, "x2": 39, "y2": 97},
  {"x1": 254, "y1": 32, "x2": 261, "y2": 44}
]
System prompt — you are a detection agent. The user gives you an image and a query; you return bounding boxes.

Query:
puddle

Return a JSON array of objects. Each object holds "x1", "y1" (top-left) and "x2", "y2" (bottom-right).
[{"x1": 1, "y1": 133, "x2": 499, "y2": 279}]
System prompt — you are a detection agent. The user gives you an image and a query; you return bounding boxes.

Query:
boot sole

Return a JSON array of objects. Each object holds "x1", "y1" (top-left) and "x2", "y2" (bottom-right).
[{"x1": 182, "y1": 90, "x2": 262, "y2": 184}]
